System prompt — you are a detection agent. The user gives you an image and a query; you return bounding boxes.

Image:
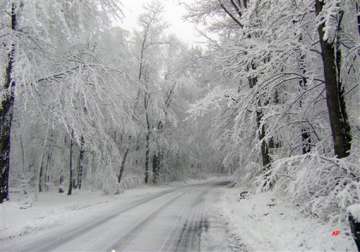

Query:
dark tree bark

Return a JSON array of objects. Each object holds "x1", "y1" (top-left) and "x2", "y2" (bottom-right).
[
  {"x1": 218, "y1": 0, "x2": 243, "y2": 28},
  {"x1": 44, "y1": 150, "x2": 51, "y2": 191},
  {"x1": 152, "y1": 152, "x2": 161, "y2": 184},
  {"x1": 67, "y1": 130, "x2": 74, "y2": 195},
  {"x1": 242, "y1": 0, "x2": 248, "y2": 9},
  {"x1": 249, "y1": 67, "x2": 271, "y2": 169},
  {"x1": 44, "y1": 130, "x2": 54, "y2": 192},
  {"x1": 315, "y1": 0, "x2": 352, "y2": 158},
  {"x1": 144, "y1": 98, "x2": 151, "y2": 184},
  {"x1": 137, "y1": 23, "x2": 152, "y2": 185},
  {"x1": 349, "y1": 211, "x2": 360, "y2": 252},
  {"x1": 38, "y1": 127, "x2": 51, "y2": 193},
  {"x1": 118, "y1": 147, "x2": 129, "y2": 183},
  {"x1": 257, "y1": 107, "x2": 272, "y2": 190},
  {"x1": 225, "y1": 0, "x2": 271, "y2": 168},
  {"x1": 230, "y1": 0, "x2": 242, "y2": 18},
  {"x1": 298, "y1": 51, "x2": 312, "y2": 154},
  {"x1": 301, "y1": 128, "x2": 311, "y2": 154},
  {"x1": 77, "y1": 136, "x2": 85, "y2": 189},
  {"x1": 39, "y1": 161, "x2": 44, "y2": 192},
  {"x1": 268, "y1": 90, "x2": 282, "y2": 151},
  {"x1": 150, "y1": 84, "x2": 175, "y2": 185},
  {"x1": 356, "y1": 3, "x2": 360, "y2": 35},
  {"x1": 256, "y1": 109, "x2": 271, "y2": 168},
  {"x1": 144, "y1": 134, "x2": 150, "y2": 183},
  {"x1": 248, "y1": 61, "x2": 271, "y2": 188},
  {"x1": 0, "y1": 3, "x2": 17, "y2": 203}
]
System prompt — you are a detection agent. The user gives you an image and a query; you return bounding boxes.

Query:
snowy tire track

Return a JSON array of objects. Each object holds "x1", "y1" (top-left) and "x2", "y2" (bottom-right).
[
  {"x1": 108, "y1": 190, "x2": 188, "y2": 251},
  {"x1": 2, "y1": 180, "x2": 241, "y2": 252}
]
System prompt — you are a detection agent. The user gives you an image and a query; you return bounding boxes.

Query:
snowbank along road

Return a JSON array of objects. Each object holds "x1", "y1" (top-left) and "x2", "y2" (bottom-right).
[{"x1": 1, "y1": 180, "x2": 245, "y2": 252}]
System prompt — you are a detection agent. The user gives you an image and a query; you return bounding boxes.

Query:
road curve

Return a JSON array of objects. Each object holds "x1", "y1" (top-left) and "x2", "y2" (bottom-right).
[{"x1": 2, "y1": 180, "x2": 243, "y2": 252}]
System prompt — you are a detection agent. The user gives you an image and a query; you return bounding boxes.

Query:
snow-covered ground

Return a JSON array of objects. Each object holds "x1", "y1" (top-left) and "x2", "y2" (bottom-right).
[
  {"x1": 0, "y1": 179, "x2": 240, "y2": 252},
  {"x1": 0, "y1": 185, "x2": 171, "y2": 241},
  {"x1": 0, "y1": 176, "x2": 227, "y2": 243},
  {"x1": 4, "y1": 178, "x2": 355, "y2": 252},
  {"x1": 218, "y1": 187, "x2": 357, "y2": 252}
]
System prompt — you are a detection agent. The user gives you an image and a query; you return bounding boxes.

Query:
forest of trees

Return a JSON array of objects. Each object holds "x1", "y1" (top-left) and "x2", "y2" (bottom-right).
[
  {"x1": 0, "y1": 0, "x2": 223, "y2": 203},
  {"x1": 186, "y1": 0, "x2": 360, "y2": 222},
  {"x1": 0, "y1": 0, "x2": 360, "y2": 224}
]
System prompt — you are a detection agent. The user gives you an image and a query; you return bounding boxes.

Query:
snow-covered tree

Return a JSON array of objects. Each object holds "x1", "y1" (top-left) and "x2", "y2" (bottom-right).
[
  {"x1": 187, "y1": 0, "x2": 360, "y2": 220},
  {"x1": 0, "y1": 0, "x2": 132, "y2": 201}
]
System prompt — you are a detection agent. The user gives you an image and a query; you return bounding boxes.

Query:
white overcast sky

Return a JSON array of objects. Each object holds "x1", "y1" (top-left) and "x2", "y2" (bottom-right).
[{"x1": 118, "y1": 0, "x2": 203, "y2": 45}]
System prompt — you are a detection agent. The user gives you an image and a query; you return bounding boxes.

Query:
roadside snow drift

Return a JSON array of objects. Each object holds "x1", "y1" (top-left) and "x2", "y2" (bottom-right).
[{"x1": 219, "y1": 187, "x2": 357, "y2": 252}]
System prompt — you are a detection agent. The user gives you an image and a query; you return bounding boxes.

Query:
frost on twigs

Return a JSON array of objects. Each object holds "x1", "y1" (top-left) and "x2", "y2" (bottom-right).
[
  {"x1": 258, "y1": 152, "x2": 360, "y2": 221},
  {"x1": 183, "y1": 0, "x2": 360, "y2": 232},
  {"x1": 316, "y1": 0, "x2": 342, "y2": 42}
]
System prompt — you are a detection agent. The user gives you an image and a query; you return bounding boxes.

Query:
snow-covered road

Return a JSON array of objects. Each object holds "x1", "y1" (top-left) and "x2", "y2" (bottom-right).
[{"x1": 1, "y1": 181, "x2": 241, "y2": 252}]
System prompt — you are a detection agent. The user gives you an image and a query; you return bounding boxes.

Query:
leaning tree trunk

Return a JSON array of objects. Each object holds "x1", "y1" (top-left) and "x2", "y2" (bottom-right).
[
  {"x1": 118, "y1": 147, "x2": 129, "y2": 183},
  {"x1": 0, "y1": 3, "x2": 17, "y2": 203},
  {"x1": 315, "y1": 0, "x2": 351, "y2": 158}
]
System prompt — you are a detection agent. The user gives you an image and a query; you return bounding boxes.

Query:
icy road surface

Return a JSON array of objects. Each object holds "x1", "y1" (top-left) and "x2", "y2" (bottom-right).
[{"x1": 1, "y1": 181, "x2": 244, "y2": 252}]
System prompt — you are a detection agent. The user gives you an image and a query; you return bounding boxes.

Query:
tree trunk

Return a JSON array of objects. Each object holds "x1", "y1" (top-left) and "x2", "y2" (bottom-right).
[
  {"x1": 144, "y1": 129, "x2": 150, "y2": 184},
  {"x1": 38, "y1": 124, "x2": 50, "y2": 193},
  {"x1": 298, "y1": 51, "x2": 312, "y2": 154},
  {"x1": 138, "y1": 25, "x2": 152, "y2": 185},
  {"x1": 152, "y1": 152, "x2": 160, "y2": 184},
  {"x1": 256, "y1": 109, "x2": 271, "y2": 168},
  {"x1": 301, "y1": 128, "x2": 311, "y2": 154},
  {"x1": 118, "y1": 147, "x2": 129, "y2": 183},
  {"x1": 44, "y1": 131, "x2": 53, "y2": 192},
  {"x1": 67, "y1": 130, "x2": 74, "y2": 195},
  {"x1": 44, "y1": 151, "x2": 51, "y2": 191},
  {"x1": 144, "y1": 92, "x2": 151, "y2": 184},
  {"x1": 248, "y1": 74, "x2": 271, "y2": 168},
  {"x1": 0, "y1": 3, "x2": 17, "y2": 203},
  {"x1": 38, "y1": 162, "x2": 43, "y2": 193},
  {"x1": 77, "y1": 136, "x2": 85, "y2": 190},
  {"x1": 253, "y1": 73, "x2": 272, "y2": 189},
  {"x1": 356, "y1": 3, "x2": 360, "y2": 35},
  {"x1": 315, "y1": 0, "x2": 351, "y2": 158}
]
